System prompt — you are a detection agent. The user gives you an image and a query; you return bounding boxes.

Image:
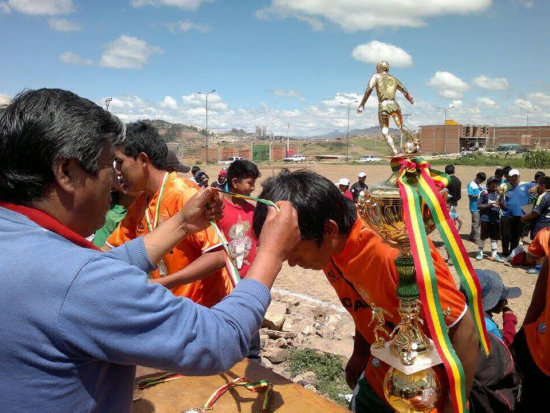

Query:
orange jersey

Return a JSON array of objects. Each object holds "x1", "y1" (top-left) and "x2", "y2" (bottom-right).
[
  {"x1": 528, "y1": 227, "x2": 550, "y2": 259},
  {"x1": 107, "y1": 172, "x2": 231, "y2": 307},
  {"x1": 524, "y1": 241, "x2": 550, "y2": 375},
  {"x1": 324, "y1": 218, "x2": 467, "y2": 406}
]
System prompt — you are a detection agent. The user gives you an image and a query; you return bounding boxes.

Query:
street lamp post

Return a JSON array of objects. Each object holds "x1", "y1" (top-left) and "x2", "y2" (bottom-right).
[
  {"x1": 197, "y1": 89, "x2": 216, "y2": 163},
  {"x1": 340, "y1": 100, "x2": 358, "y2": 162}
]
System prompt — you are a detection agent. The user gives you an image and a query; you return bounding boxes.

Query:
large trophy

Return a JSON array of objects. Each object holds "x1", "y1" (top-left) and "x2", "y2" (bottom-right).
[
  {"x1": 357, "y1": 166, "x2": 443, "y2": 412},
  {"x1": 356, "y1": 62, "x2": 488, "y2": 413}
]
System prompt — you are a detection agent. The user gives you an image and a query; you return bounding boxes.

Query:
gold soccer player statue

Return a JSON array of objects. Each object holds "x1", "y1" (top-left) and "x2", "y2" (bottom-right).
[{"x1": 357, "y1": 60, "x2": 417, "y2": 155}]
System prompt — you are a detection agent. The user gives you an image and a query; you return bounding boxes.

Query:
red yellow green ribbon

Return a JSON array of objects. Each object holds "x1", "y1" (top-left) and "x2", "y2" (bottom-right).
[
  {"x1": 203, "y1": 377, "x2": 272, "y2": 412},
  {"x1": 136, "y1": 372, "x2": 184, "y2": 390},
  {"x1": 396, "y1": 157, "x2": 490, "y2": 413}
]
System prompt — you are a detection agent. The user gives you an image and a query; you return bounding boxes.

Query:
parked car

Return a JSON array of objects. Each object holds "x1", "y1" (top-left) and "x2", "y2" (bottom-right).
[
  {"x1": 358, "y1": 155, "x2": 382, "y2": 162},
  {"x1": 218, "y1": 156, "x2": 244, "y2": 165},
  {"x1": 459, "y1": 150, "x2": 473, "y2": 157},
  {"x1": 284, "y1": 154, "x2": 306, "y2": 162}
]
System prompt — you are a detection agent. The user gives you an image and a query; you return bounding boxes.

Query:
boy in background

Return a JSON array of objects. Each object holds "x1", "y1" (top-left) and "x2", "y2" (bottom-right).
[
  {"x1": 477, "y1": 177, "x2": 505, "y2": 262},
  {"x1": 218, "y1": 160, "x2": 261, "y2": 277}
]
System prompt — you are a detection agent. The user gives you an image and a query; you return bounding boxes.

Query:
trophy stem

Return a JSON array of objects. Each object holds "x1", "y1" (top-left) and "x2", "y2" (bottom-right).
[{"x1": 390, "y1": 254, "x2": 432, "y2": 365}]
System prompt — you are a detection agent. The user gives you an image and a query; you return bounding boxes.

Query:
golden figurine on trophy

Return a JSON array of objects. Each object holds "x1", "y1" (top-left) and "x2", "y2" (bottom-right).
[{"x1": 357, "y1": 60, "x2": 419, "y2": 155}]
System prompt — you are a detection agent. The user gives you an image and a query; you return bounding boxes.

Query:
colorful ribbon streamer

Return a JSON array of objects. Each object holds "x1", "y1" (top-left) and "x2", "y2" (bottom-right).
[
  {"x1": 396, "y1": 157, "x2": 490, "y2": 413},
  {"x1": 203, "y1": 377, "x2": 272, "y2": 412},
  {"x1": 136, "y1": 372, "x2": 184, "y2": 390}
]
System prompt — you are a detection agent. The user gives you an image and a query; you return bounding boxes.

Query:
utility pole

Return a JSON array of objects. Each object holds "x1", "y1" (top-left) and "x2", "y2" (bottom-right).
[
  {"x1": 197, "y1": 89, "x2": 216, "y2": 163},
  {"x1": 340, "y1": 100, "x2": 358, "y2": 162},
  {"x1": 104, "y1": 97, "x2": 112, "y2": 111},
  {"x1": 287, "y1": 122, "x2": 290, "y2": 155}
]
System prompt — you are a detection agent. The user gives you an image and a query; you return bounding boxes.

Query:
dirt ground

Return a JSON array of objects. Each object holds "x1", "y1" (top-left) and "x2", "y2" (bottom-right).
[{"x1": 201, "y1": 162, "x2": 542, "y2": 357}]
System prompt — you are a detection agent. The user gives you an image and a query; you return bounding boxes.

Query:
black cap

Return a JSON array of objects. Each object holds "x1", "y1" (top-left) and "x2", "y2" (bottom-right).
[{"x1": 166, "y1": 150, "x2": 190, "y2": 173}]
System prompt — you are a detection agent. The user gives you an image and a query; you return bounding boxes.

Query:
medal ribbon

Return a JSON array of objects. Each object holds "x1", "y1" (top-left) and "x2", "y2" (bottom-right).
[
  {"x1": 395, "y1": 157, "x2": 489, "y2": 413},
  {"x1": 203, "y1": 377, "x2": 272, "y2": 412},
  {"x1": 144, "y1": 172, "x2": 170, "y2": 232}
]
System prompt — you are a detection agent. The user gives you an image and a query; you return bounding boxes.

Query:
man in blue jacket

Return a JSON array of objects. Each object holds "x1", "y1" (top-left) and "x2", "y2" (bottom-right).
[{"x1": 0, "y1": 88, "x2": 300, "y2": 412}]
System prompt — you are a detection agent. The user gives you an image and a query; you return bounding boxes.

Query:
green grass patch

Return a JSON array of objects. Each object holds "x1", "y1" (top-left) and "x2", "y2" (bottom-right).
[
  {"x1": 429, "y1": 153, "x2": 525, "y2": 167},
  {"x1": 288, "y1": 348, "x2": 350, "y2": 406}
]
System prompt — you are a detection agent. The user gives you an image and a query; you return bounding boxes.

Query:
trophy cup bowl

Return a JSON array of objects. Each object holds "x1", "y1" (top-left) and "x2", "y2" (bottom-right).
[{"x1": 383, "y1": 367, "x2": 441, "y2": 413}]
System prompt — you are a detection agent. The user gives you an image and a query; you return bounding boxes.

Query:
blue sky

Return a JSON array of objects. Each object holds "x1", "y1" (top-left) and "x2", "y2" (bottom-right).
[{"x1": 0, "y1": 0, "x2": 548, "y2": 136}]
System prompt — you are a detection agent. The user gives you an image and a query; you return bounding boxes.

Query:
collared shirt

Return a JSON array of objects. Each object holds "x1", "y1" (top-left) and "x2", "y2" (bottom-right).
[
  {"x1": 107, "y1": 172, "x2": 232, "y2": 307},
  {"x1": 503, "y1": 182, "x2": 536, "y2": 217},
  {"x1": 323, "y1": 218, "x2": 466, "y2": 406}
]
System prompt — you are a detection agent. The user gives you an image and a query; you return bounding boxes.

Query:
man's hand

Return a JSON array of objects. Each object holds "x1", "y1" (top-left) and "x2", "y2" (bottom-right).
[
  {"x1": 257, "y1": 201, "x2": 300, "y2": 262},
  {"x1": 245, "y1": 201, "x2": 300, "y2": 289},
  {"x1": 178, "y1": 187, "x2": 224, "y2": 235}
]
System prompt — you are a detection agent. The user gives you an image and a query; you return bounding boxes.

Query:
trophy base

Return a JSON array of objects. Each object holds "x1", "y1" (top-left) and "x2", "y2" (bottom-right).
[{"x1": 371, "y1": 339, "x2": 442, "y2": 375}]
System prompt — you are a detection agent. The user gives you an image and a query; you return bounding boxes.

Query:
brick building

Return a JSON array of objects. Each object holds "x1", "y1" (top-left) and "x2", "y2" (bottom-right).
[{"x1": 419, "y1": 124, "x2": 550, "y2": 154}]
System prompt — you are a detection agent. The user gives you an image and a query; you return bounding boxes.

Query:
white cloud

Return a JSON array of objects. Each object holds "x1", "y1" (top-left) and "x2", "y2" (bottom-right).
[
  {"x1": 428, "y1": 71, "x2": 469, "y2": 99},
  {"x1": 59, "y1": 51, "x2": 93, "y2": 65},
  {"x1": 100, "y1": 35, "x2": 163, "y2": 69},
  {"x1": 0, "y1": 2, "x2": 10, "y2": 13},
  {"x1": 160, "y1": 95, "x2": 178, "y2": 109},
  {"x1": 131, "y1": 0, "x2": 209, "y2": 10},
  {"x1": 526, "y1": 92, "x2": 550, "y2": 107},
  {"x1": 7, "y1": 0, "x2": 74, "y2": 15},
  {"x1": 256, "y1": 0, "x2": 492, "y2": 32},
  {"x1": 48, "y1": 18, "x2": 82, "y2": 31},
  {"x1": 270, "y1": 89, "x2": 305, "y2": 102},
  {"x1": 451, "y1": 100, "x2": 463, "y2": 108},
  {"x1": 351, "y1": 41, "x2": 413, "y2": 68},
  {"x1": 472, "y1": 75, "x2": 509, "y2": 90},
  {"x1": 166, "y1": 20, "x2": 212, "y2": 33},
  {"x1": 514, "y1": 98, "x2": 534, "y2": 110},
  {"x1": 518, "y1": 0, "x2": 535, "y2": 8},
  {"x1": 0, "y1": 93, "x2": 11, "y2": 105},
  {"x1": 476, "y1": 97, "x2": 497, "y2": 107}
]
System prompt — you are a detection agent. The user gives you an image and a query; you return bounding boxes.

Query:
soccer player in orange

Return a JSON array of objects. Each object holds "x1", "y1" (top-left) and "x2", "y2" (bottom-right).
[
  {"x1": 104, "y1": 121, "x2": 230, "y2": 307},
  {"x1": 253, "y1": 169, "x2": 478, "y2": 413}
]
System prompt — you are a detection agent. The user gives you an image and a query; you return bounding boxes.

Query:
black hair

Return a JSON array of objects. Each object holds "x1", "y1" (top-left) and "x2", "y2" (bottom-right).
[
  {"x1": 0, "y1": 88, "x2": 124, "y2": 204},
  {"x1": 252, "y1": 169, "x2": 357, "y2": 245},
  {"x1": 539, "y1": 176, "x2": 550, "y2": 189},
  {"x1": 494, "y1": 168, "x2": 504, "y2": 179},
  {"x1": 487, "y1": 176, "x2": 499, "y2": 185},
  {"x1": 192, "y1": 166, "x2": 201, "y2": 176},
  {"x1": 120, "y1": 121, "x2": 167, "y2": 170},
  {"x1": 476, "y1": 172, "x2": 486, "y2": 182},
  {"x1": 535, "y1": 171, "x2": 545, "y2": 182},
  {"x1": 502, "y1": 166, "x2": 512, "y2": 176},
  {"x1": 227, "y1": 160, "x2": 261, "y2": 190},
  {"x1": 444, "y1": 165, "x2": 455, "y2": 175}
]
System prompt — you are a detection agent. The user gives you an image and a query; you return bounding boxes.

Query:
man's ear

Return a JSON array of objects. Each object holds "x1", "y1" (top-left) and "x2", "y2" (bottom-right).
[
  {"x1": 231, "y1": 177, "x2": 239, "y2": 190},
  {"x1": 137, "y1": 152, "x2": 149, "y2": 166},
  {"x1": 53, "y1": 158, "x2": 79, "y2": 194},
  {"x1": 324, "y1": 219, "x2": 339, "y2": 238}
]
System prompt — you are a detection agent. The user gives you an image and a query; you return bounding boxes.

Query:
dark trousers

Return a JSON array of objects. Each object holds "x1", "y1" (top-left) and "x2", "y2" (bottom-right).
[
  {"x1": 501, "y1": 216, "x2": 521, "y2": 256},
  {"x1": 510, "y1": 328, "x2": 550, "y2": 412}
]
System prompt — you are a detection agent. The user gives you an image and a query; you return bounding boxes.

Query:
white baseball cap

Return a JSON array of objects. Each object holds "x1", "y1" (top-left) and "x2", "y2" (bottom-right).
[
  {"x1": 358, "y1": 172, "x2": 367, "y2": 178},
  {"x1": 509, "y1": 169, "x2": 520, "y2": 176},
  {"x1": 338, "y1": 178, "x2": 350, "y2": 186}
]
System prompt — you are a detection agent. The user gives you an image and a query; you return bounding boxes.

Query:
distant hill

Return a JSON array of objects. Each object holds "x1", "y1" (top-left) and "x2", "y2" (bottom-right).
[{"x1": 310, "y1": 126, "x2": 399, "y2": 139}]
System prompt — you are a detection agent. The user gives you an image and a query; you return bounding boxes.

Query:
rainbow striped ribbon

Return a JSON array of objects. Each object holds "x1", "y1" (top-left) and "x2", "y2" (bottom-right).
[
  {"x1": 203, "y1": 377, "x2": 272, "y2": 412},
  {"x1": 396, "y1": 157, "x2": 489, "y2": 413}
]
